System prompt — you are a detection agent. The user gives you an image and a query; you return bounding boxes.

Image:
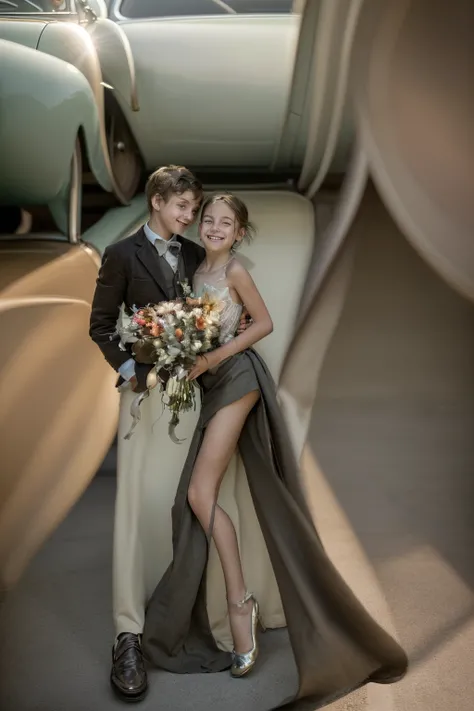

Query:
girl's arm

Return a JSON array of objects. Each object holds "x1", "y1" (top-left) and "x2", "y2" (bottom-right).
[
  {"x1": 209, "y1": 261, "x2": 274, "y2": 366},
  {"x1": 188, "y1": 261, "x2": 273, "y2": 380}
]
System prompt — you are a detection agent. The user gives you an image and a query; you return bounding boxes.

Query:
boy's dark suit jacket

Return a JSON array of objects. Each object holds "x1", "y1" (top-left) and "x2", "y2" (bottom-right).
[{"x1": 89, "y1": 227, "x2": 205, "y2": 390}]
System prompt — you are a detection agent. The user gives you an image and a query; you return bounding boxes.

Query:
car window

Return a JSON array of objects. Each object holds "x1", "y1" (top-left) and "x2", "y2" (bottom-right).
[
  {"x1": 221, "y1": 1, "x2": 294, "y2": 11},
  {"x1": 0, "y1": 0, "x2": 70, "y2": 13},
  {"x1": 117, "y1": 0, "x2": 293, "y2": 20}
]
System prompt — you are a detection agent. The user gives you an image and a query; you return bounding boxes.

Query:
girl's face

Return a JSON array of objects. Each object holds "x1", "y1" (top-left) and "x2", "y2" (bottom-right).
[{"x1": 199, "y1": 201, "x2": 244, "y2": 256}]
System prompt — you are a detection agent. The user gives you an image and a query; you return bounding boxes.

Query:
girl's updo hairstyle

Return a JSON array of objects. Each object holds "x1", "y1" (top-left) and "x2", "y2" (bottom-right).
[{"x1": 200, "y1": 193, "x2": 256, "y2": 249}]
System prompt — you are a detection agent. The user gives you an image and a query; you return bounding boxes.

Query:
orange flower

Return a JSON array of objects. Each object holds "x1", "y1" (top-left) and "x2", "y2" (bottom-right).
[
  {"x1": 150, "y1": 323, "x2": 163, "y2": 337},
  {"x1": 175, "y1": 328, "x2": 184, "y2": 340},
  {"x1": 195, "y1": 316, "x2": 206, "y2": 330},
  {"x1": 186, "y1": 297, "x2": 201, "y2": 307}
]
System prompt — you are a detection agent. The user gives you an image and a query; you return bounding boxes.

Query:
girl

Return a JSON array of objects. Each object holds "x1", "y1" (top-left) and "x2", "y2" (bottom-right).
[{"x1": 142, "y1": 195, "x2": 407, "y2": 704}]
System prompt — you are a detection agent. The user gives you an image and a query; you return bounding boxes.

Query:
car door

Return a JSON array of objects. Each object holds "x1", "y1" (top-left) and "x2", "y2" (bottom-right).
[{"x1": 107, "y1": 0, "x2": 301, "y2": 173}]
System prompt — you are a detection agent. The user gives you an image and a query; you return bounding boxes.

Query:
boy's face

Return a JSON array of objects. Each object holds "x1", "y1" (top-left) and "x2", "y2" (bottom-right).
[{"x1": 151, "y1": 190, "x2": 201, "y2": 238}]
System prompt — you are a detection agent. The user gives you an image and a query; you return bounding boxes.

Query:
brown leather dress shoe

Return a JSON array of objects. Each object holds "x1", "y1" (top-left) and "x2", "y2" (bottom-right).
[{"x1": 111, "y1": 633, "x2": 148, "y2": 702}]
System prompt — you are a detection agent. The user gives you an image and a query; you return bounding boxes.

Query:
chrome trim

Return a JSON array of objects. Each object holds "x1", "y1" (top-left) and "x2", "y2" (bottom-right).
[
  {"x1": 109, "y1": 1, "x2": 290, "y2": 22},
  {"x1": 0, "y1": 1, "x2": 71, "y2": 10},
  {"x1": 109, "y1": 18, "x2": 140, "y2": 111},
  {"x1": 81, "y1": 242, "x2": 103, "y2": 267},
  {"x1": 65, "y1": 25, "x2": 132, "y2": 204},
  {"x1": 68, "y1": 137, "x2": 82, "y2": 244},
  {"x1": 0, "y1": 14, "x2": 75, "y2": 21},
  {"x1": 0, "y1": 233, "x2": 69, "y2": 243},
  {"x1": 210, "y1": 1, "x2": 235, "y2": 13},
  {"x1": 77, "y1": 0, "x2": 97, "y2": 22}
]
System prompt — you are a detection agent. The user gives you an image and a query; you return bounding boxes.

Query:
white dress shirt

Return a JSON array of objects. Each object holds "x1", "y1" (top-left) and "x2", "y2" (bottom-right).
[{"x1": 118, "y1": 224, "x2": 178, "y2": 382}]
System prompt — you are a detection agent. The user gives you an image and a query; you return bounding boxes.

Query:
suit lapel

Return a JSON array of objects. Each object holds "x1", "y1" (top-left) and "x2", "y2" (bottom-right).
[{"x1": 135, "y1": 229, "x2": 174, "y2": 299}]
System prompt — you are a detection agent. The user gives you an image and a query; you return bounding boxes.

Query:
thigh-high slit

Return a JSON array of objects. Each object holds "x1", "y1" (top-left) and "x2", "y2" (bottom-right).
[{"x1": 142, "y1": 349, "x2": 407, "y2": 707}]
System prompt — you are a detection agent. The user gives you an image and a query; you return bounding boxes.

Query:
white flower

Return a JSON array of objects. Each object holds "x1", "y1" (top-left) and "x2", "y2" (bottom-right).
[
  {"x1": 192, "y1": 341, "x2": 203, "y2": 351},
  {"x1": 157, "y1": 301, "x2": 177, "y2": 316}
]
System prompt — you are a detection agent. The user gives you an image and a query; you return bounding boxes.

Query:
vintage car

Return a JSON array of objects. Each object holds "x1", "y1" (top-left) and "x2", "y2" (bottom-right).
[
  {"x1": 0, "y1": 0, "x2": 472, "y2": 645},
  {"x1": 0, "y1": 0, "x2": 142, "y2": 231},
  {"x1": 0, "y1": 0, "x2": 353, "y2": 240}
]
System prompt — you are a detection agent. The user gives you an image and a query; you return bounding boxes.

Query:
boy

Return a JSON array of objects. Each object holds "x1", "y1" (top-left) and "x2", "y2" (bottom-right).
[{"x1": 90, "y1": 166, "x2": 246, "y2": 701}]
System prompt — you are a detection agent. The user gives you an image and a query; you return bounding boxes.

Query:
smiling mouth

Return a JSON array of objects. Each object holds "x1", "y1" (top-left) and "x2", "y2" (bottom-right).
[{"x1": 206, "y1": 235, "x2": 224, "y2": 242}]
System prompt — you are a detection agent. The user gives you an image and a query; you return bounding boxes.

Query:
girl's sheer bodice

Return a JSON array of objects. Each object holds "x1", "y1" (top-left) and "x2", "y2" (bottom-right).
[{"x1": 193, "y1": 259, "x2": 242, "y2": 344}]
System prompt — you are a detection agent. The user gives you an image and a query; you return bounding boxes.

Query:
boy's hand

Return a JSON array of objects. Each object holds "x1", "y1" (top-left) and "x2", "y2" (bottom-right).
[
  {"x1": 237, "y1": 308, "x2": 252, "y2": 335},
  {"x1": 131, "y1": 368, "x2": 169, "y2": 392},
  {"x1": 130, "y1": 375, "x2": 147, "y2": 393}
]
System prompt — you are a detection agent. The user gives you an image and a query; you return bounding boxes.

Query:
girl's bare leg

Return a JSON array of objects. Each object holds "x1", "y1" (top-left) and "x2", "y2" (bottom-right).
[{"x1": 187, "y1": 390, "x2": 260, "y2": 654}]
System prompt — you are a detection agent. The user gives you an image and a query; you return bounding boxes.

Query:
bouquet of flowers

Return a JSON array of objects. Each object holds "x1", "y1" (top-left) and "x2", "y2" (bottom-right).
[{"x1": 115, "y1": 280, "x2": 223, "y2": 442}]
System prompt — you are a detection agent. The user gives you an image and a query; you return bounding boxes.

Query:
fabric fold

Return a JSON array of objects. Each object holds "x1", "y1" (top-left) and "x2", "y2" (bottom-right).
[{"x1": 142, "y1": 349, "x2": 407, "y2": 705}]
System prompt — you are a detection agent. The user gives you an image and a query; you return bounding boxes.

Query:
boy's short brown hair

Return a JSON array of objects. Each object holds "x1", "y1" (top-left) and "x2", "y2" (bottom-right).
[{"x1": 145, "y1": 165, "x2": 203, "y2": 213}]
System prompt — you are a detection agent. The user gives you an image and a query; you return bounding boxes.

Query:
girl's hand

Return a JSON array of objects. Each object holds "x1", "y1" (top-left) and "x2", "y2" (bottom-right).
[{"x1": 187, "y1": 354, "x2": 213, "y2": 381}]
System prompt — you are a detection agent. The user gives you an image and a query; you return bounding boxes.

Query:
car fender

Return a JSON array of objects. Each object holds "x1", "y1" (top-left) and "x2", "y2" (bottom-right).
[
  {"x1": 86, "y1": 17, "x2": 139, "y2": 111},
  {"x1": 0, "y1": 40, "x2": 113, "y2": 205},
  {"x1": 37, "y1": 20, "x2": 133, "y2": 203}
]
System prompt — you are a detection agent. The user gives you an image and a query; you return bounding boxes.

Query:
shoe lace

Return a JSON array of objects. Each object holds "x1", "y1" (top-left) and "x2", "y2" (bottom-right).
[{"x1": 115, "y1": 636, "x2": 143, "y2": 674}]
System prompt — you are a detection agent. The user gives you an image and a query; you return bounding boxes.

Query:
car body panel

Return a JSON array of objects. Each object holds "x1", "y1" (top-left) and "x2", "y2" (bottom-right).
[
  {"x1": 1, "y1": 10, "x2": 138, "y2": 207},
  {"x1": 86, "y1": 17, "x2": 139, "y2": 111},
  {"x1": 0, "y1": 2, "x2": 353, "y2": 183},
  {"x1": 0, "y1": 40, "x2": 113, "y2": 207},
  {"x1": 112, "y1": 8, "x2": 353, "y2": 177},
  {"x1": 0, "y1": 17, "x2": 46, "y2": 47},
  {"x1": 0, "y1": 39, "x2": 115, "y2": 207},
  {"x1": 273, "y1": 0, "x2": 355, "y2": 179},
  {"x1": 294, "y1": 0, "x2": 360, "y2": 194},
  {"x1": 87, "y1": 0, "x2": 108, "y2": 18},
  {"x1": 37, "y1": 21, "x2": 104, "y2": 103},
  {"x1": 34, "y1": 21, "x2": 137, "y2": 203},
  {"x1": 115, "y1": 15, "x2": 300, "y2": 169},
  {"x1": 108, "y1": 0, "x2": 296, "y2": 22},
  {"x1": 82, "y1": 194, "x2": 147, "y2": 254}
]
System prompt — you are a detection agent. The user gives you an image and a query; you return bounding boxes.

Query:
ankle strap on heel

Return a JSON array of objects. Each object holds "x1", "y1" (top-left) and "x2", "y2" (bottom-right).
[{"x1": 228, "y1": 591, "x2": 254, "y2": 609}]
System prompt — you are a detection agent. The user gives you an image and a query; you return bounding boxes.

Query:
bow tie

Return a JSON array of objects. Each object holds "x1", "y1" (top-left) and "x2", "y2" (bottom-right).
[{"x1": 155, "y1": 238, "x2": 182, "y2": 259}]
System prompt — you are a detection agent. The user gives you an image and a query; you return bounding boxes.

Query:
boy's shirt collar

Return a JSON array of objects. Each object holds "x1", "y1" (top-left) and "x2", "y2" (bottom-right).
[{"x1": 144, "y1": 222, "x2": 177, "y2": 245}]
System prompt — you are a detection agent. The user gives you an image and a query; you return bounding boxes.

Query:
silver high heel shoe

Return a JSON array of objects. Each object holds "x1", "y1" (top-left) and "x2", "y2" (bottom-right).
[{"x1": 229, "y1": 591, "x2": 265, "y2": 678}]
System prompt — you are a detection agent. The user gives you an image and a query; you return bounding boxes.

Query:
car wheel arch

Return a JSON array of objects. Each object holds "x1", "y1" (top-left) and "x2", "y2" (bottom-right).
[{"x1": 36, "y1": 21, "x2": 141, "y2": 205}]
